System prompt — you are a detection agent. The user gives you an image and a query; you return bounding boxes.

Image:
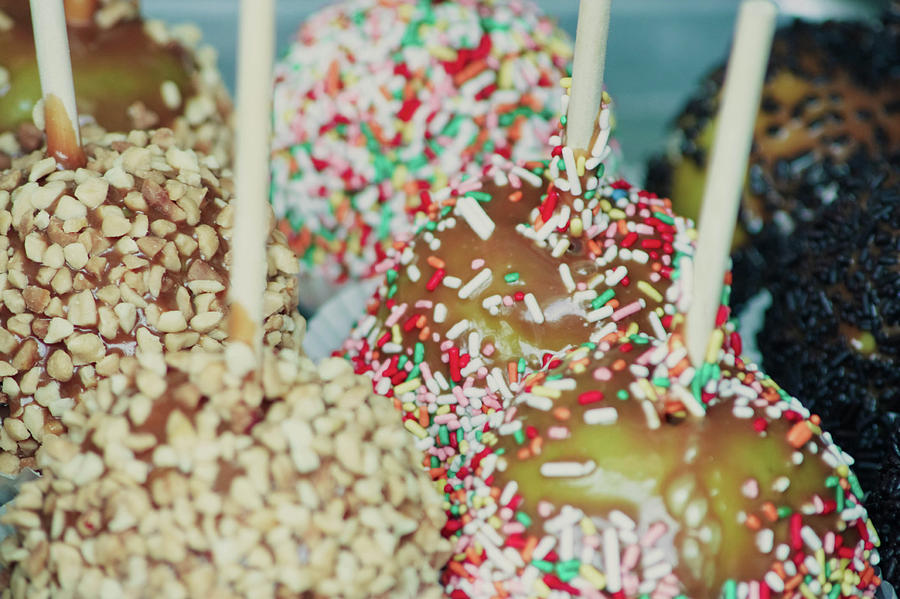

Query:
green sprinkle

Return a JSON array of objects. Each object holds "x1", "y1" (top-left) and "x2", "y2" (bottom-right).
[
  {"x1": 532, "y1": 560, "x2": 553, "y2": 573},
  {"x1": 652, "y1": 211, "x2": 674, "y2": 224},
  {"x1": 465, "y1": 191, "x2": 492, "y2": 202},
  {"x1": 513, "y1": 428, "x2": 525, "y2": 445},
  {"x1": 438, "y1": 426, "x2": 450, "y2": 446},
  {"x1": 504, "y1": 272, "x2": 520, "y2": 283},
  {"x1": 652, "y1": 377, "x2": 671, "y2": 388},
  {"x1": 616, "y1": 389, "x2": 628, "y2": 400},
  {"x1": 515, "y1": 512, "x2": 532, "y2": 527},
  {"x1": 414, "y1": 343, "x2": 425, "y2": 364},
  {"x1": 722, "y1": 579, "x2": 737, "y2": 599},
  {"x1": 777, "y1": 506, "x2": 792, "y2": 519},
  {"x1": 592, "y1": 289, "x2": 615, "y2": 309}
]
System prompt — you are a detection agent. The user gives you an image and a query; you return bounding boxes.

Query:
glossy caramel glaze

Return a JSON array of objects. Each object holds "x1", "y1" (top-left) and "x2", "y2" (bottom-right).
[{"x1": 491, "y1": 337, "x2": 879, "y2": 596}]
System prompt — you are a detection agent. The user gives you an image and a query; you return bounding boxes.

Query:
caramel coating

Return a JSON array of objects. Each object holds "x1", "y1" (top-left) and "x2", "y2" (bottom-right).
[
  {"x1": 0, "y1": 129, "x2": 304, "y2": 474},
  {"x1": 491, "y1": 335, "x2": 879, "y2": 596},
  {"x1": 0, "y1": 348, "x2": 450, "y2": 598},
  {"x1": 0, "y1": 0, "x2": 232, "y2": 167}
]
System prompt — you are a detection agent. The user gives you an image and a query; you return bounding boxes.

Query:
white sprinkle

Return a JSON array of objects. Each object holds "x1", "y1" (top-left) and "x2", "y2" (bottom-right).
[
  {"x1": 512, "y1": 166, "x2": 542, "y2": 188},
  {"x1": 641, "y1": 401, "x2": 661, "y2": 430},
  {"x1": 446, "y1": 320, "x2": 469, "y2": 340},
  {"x1": 443, "y1": 275, "x2": 462, "y2": 289},
  {"x1": 562, "y1": 146, "x2": 582, "y2": 196},
  {"x1": 499, "y1": 481, "x2": 518, "y2": 507},
  {"x1": 524, "y1": 394, "x2": 553, "y2": 411},
  {"x1": 551, "y1": 237, "x2": 570, "y2": 258},
  {"x1": 608, "y1": 510, "x2": 635, "y2": 530},
  {"x1": 467, "y1": 331, "x2": 481, "y2": 356},
  {"x1": 584, "y1": 407, "x2": 618, "y2": 425},
  {"x1": 406, "y1": 264, "x2": 421, "y2": 282},
  {"x1": 540, "y1": 460, "x2": 596, "y2": 478},
  {"x1": 586, "y1": 305, "x2": 614, "y2": 323},
  {"x1": 756, "y1": 529, "x2": 774, "y2": 554},
  {"x1": 559, "y1": 264, "x2": 575, "y2": 292},
  {"x1": 764, "y1": 572, "x2": 785, "y2": 593},
  {"x1": 801, "y1": 526, "x2": 823, "y2": 551},
  {"x1": 433, "y1": 303, "x2": 447, "y2": 323},
  {"x1": 603, "y1": 527, "x2": 622, "y2": 592},
  {"x1": 523, "y1": 293, "x2": 544, "y2": 324},
  {"x1": 459, "y1": 268, "x2": 492, "y2": 299}
]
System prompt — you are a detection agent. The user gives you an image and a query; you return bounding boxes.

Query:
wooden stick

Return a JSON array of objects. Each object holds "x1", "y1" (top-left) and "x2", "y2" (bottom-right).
[
  {"x1": 685, "y1": 0, "x2": 777, "y2": 367},
  {"x1": 29, "y1": 0, "x2": 85, "y2": 169},
  {"x1": 566, "y1": 0, "x2": 612, "y2": 153},
  {"x1": 227, "y1": 0, "x2": 276, "y2": 354},
  {"x1": 63, "y1": 0, "x2": 98, "y2": 25}
]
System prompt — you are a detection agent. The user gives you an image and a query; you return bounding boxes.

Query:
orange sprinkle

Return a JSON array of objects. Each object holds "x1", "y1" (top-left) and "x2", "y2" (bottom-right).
[
  {"x1": 787, "y1": 421, "x2": 814, "y2": 448},
  {"x1": 552, "y1": 407, "x2": 571, "y2": 421},
  {"x1": 664, "y1": 401, "x2": 686, "y2": 414},
  {"x1": 517, "y1": 448, "x2": 531, "y2": 460},
  {"x1": 427, "y1": 256, "x2": 446, "y2": 269},
  {"x1": 612, "y1": 359, "x2": 627, "y2": 371},
  {"x1": 745, "y1": 514, "x2": 761, "y2": 530},
  {"x1": 772, "y1": 562, "x2": 787, "y2": 580},
  {"x1": 809, "y1": 414, "x2": 821, "y2": 425},
  {"x1": 418, "y1": 405, "x2": 429, "y2": 428},
  {"x1": 325, "y1": 59, "x2": 340, "y2": 96},
  {"x1": 784, "y1": 574, "x2": 803, "y2": 592},
  {"x1": 608, "y1": 298, "x2": 620, "y2": 310},
  {"x1": 521, "y1": 536, "x2": 539, "y2": 563},
  {"x1": 466, "y1": 545, "x2": 485, "y2": 566},
  {"x1": 529, "y1": 437, "x2": 543, "y2": 454},
  {"x1": 617, "y1": 220, "x2": 628, "y2": 235},
  {"x1": 454, "y1": 58, "x2": 488, "y2": 85},
  {"x1": 587, "y1": 239, "x2": 602, "y2": 255},
  {"x1": 393, "y1": 398, "x2": 402, "y2": 411},
  {"x1": 508, "y1": 362, "x2": 518, "y2": 384},
  {"x1": 429, "y1": 467, "x2": 446, "y2": 479},
  {"x1": 448, "y1": 560, "x2": 474, "y2": 582},
  {"x1": 508, "y1": 190, "x2": 523, "y2": 203},
  {"x1": 418, "y1": 326, "x2": 430, "y2": 341},
  {"x1": 762, "y1": 502, "x2": 778, "y2": 522}
]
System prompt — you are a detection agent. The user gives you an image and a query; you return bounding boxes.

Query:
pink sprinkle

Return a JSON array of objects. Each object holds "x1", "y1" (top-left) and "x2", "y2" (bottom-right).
[
  {"x1": 482, "y1": 343, "x2": 495, "y2": 357},
  {"x1": 414, "y1": 299, "x2": 433, "y2": 309},
  {"x1": 547, "y1": 426, "x2": 570, "y2": 440},
  {"x1": 433, "y1": 414, "x2": 457, "y2": 425},
  {"x1": 641, "y1": 521, "x2": 668, "y2": 548},
  {"x1": 471, "y1": 258, "x2": 485, "y2": 270},
  {"x1": 384, "y1": 303, "x2": 408, "y2": 327},
  {"x1": 612, "y1": 300, "x2": 642, "y2": 322},
  {"x1": 452, "y1": 386, "x2": 468, "y2": 407},
  {"x1": 593, "y1": 367, "x2": 613, "y2": 381},
  {"x1": 501, "y1": 523, "x2": 526, "y2": 536},
  {"x1": 622, "y1": 544, "x2": 640, "y2": 571},
  {"x1": 502, "y1": 295, "x2": 514, "y2": 306},
  {"x1": 440, "y1": 340, "x2": 453, "y2": 352},
  {"x1": 537, "y1": 501, "x2": 554, "y2": 518}
]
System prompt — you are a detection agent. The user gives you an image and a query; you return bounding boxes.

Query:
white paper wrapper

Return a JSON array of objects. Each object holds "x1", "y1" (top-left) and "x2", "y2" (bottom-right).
[{"x1": 303, "y1": 278, "x2": 379, "y2": 360}]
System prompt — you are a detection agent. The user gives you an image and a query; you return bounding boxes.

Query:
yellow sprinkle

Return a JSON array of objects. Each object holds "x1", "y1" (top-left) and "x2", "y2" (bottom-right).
[
  {"x1": 599, "y1": 199, "x2": 612, "y2": 213},
  {"x1": 816, "y1": 549, "x2": 827, "y2": 584},
  {"x1": 579, "y1": 517, "x2": 597, "y2": 536},
  {"x1": 393, "y1": 164, "x2": 409, "y2": 188},
  {"x1": 394, "y1": 378, "x2": 421, "y2": 395},
  {"x1": 402, "y1": 402, "x2": 416, "y2": 413},
  {"x1": 576, "y1": 155, "x2": 586, "y2": 177},
  {"x1": 481, "y1": 432, "x2": 498, "y2": 446},
  {"x1": 569, "y1": 218, "x2": 584, "y2": 237},
  {"x1": 391, "y1": 324, "x2": 402, "y2": 345},
  {"x1": 836, "y1": 464, "x2": 850, "y2": 479},
  {"x1": 428, "y1": 45, "x2": 457, "y2": 61},
  {"x1": 686, "y1": 228, "x2": 699, "y2": 241},
  {"x1": 532, "y1": 385, "x2": 562, "y2": 399},
  {"x1": 625, "y1": 321, "x2": 639, "y2": 337},
  {"x1": 404, "y1": 419, "x2": 427, "y2": 439},
  {"x1": 548, "y1": 38, "x2": 573, "y2": 59},
  {"x1": 638, "y1": 378, "x2": 658, "y2": 402},
  {"x1": 437, "y1": 405, "x2": 452, "y2": 416},
  {"x1": 458, "y1": 440, "x2": 469, "y2": 456},
  {"x1": 637, "y1": 280, "x2": 663, "y2": 303},
  {"x1": 705, "y1": 328, "x2": 724, "y2": 364},
  {"x1": 534, "y1": 579, "x2": 552, "y2": 598},
  {"x1": 487, "y1": 515, "x2": 503, "y2": 530},
  {"x1": 579, "y1": 564, "x2": 606, "y2": 589},
  {"x1": 559, "y1": 76, "x2": 573, "y2": 89},
  {"x1": 799, "y1": 584, "x2": 817, "y2": 599},
  {"x1": 601, "y1": 90, "x2": 612, "y2": 104},
  {"x1": 608, "y1": 208, "x2": 627, "y2": 220},
  {"x1": 498, "y1": 61, "x2": 514, "y2": 89}
]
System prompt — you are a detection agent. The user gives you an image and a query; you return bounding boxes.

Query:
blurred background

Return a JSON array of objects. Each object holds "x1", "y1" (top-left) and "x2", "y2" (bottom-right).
[{"x1": 143, "y1": 0, "x2": 891, "y2": 180}]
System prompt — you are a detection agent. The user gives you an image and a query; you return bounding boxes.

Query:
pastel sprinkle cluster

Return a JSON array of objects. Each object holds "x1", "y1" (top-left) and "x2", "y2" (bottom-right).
[{"x1": 270, "y1": 0, "x2": 572, "y2": 307}]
